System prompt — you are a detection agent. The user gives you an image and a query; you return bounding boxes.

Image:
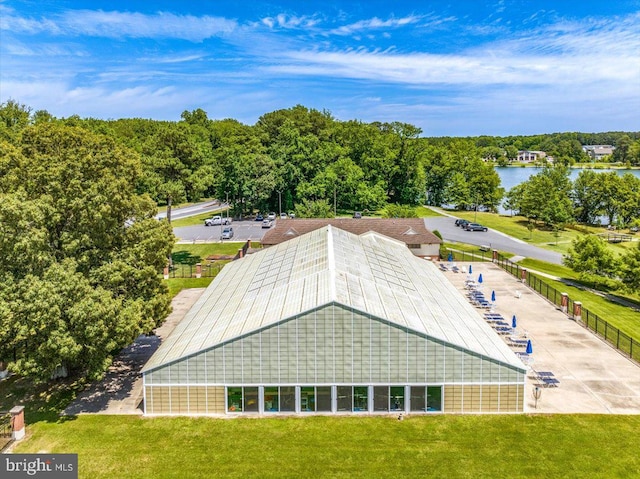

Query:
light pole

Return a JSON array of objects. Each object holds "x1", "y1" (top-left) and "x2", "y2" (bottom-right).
[
  {"x1": 277, "y1": 190, "x2": 282, "y2": 217},
  {"x1": 225, "y1": 191, "x2": 229, "y2": 220},
  {"x1": 474, "y1": 193, "x2": 479, "y2": 222}
]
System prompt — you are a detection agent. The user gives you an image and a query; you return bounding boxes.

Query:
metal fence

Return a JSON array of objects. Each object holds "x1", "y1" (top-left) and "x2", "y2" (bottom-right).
[
  {"x1": 166, "y1": 262, "x2": 224, "y2": 279},
  {"x1": 0, "y1": 412, "x2": 11, "y2": 451},
  {"x1": 440, "y1": 248, "x2": 493, "y2": 263},
  {"x1": 494, "y1": 253, "x2": 639, "y2": 364}
]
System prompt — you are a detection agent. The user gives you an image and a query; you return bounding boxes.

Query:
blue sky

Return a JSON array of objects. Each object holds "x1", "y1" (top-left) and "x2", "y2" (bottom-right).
[{"x1": 1, "y1": 1, "x2": 639, "y2": 136}]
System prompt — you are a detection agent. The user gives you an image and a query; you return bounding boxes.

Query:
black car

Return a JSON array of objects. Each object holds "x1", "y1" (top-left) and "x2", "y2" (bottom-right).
[
  {"x1": 455, "y1": 219, "x2": 470, "y2": 228},
  {"x1": 465, "y1": 223, "x2": 488, "y2": 232}
]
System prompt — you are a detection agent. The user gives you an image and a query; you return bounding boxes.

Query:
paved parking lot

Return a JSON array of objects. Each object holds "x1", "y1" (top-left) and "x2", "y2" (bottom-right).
[
  {"x1": 174, "y1": 219, "x2": 275, "y2": 243},
  {"x1": 442, "y1": 261, "x2": 640, "y2": 414}
]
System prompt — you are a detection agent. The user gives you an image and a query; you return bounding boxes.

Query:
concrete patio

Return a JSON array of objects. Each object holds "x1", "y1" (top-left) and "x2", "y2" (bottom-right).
[{"x1": 441, "y1": 261, "x2": 640, "y2": 414}]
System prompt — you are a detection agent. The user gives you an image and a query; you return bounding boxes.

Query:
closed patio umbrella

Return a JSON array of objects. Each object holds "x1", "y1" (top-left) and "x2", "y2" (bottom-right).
[
  {"x1": 526, "y1": 339, "x2": 533, "y2": 354},
  {"x1": 491, "y1": 290, "x2": 496, "y2": 302},
  {"x1": 448, "y1": 252, "x2": 453, "y2": 262},
  {"x1": 468, "y1": 264, "x2": 473, "y2": 274},
  {"x1": 512, "y1": 315, "x2": 517, "y2": 328},
  {"x1": 478, "y1": 273, "x2": 483, "y2": 284}
]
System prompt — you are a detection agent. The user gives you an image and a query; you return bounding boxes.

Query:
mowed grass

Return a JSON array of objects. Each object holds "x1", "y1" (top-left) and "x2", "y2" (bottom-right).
[
  {"x1": 454, "y1": 211, "x2": 639, "y2": 256},
  {"x1": 171, "y1": 242, "x2": 253, "y2": 263},
  {"x1": 13, "y1": 414, "x2": 640, "y2": 478}
]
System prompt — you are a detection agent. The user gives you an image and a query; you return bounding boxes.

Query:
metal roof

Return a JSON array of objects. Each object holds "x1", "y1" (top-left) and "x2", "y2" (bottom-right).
[{"x1": 142, "y1": 226, "x2": 525, "y2": 373}]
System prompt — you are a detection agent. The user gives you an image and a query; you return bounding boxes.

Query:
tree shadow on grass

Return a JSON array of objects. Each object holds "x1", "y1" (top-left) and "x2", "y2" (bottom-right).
[{"x1": 171, "y1": 250, "x2": 201, "y2": 265}]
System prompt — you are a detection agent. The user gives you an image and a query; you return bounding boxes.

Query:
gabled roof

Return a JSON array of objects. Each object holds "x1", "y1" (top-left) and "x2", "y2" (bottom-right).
[
  {"x1": 142, "y1": 226, "x2": 524, "y2": 373},
  {"x1": 261, "y1": 218, "x2": 441, "y2": 247}
]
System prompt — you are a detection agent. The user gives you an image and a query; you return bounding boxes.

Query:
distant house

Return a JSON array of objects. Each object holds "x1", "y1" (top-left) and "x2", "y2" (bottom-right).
[
  {"x1": 261, "y1": 218, "x2": 442, "y2": 259},
  {"x1": 582, "y1": 145, "x2": 615, "y2": 161},
  {"x1": 516, "y1": 150, "x2": 547, "y2": 163}
]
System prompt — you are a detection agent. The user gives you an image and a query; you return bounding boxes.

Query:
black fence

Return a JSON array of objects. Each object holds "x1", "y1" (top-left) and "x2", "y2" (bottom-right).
[
  {"x1": 166, "y1": 262, "x2": 224, "y2": 279},
  {"x1": 494, "y1": 253, "x2": 639, "y2": 364},
  {"x1": 0, "y1": 412, "x2": 11, "y2": 451},
  {"x1": 440, "y1": 248, "x2": 493, "y2": 263}
]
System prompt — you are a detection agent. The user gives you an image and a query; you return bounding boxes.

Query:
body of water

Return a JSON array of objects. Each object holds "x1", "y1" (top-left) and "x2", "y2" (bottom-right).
[
  {"x1": 494, "y1": 167, "x2": 640, "y2": 217},
  {"x1": 496, "y1": 166, "x2": 640, "y2": 192}
]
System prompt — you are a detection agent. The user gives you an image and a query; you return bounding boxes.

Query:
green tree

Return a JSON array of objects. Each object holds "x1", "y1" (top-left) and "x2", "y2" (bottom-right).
[
  {"x1": 382, "y1": 204, "x2": 418, "y2": 218},
  {"x1": 294, "y1": 199, "x2": 333, "y2": 218},
  {"x1": 563, "y1": 235, "x2": 620, "y2": 287},
  {"x1": 0, "y1": 100, "x2": 32, "y2": 142},
  {"x1": 619, "y1": 242, "x2": 640, "y2": 292},
  {"x1": 0, "y1": 123, "x2": 174, "y2": 380},
  {"x1": 573, "y1": 170, "x2": 605, "y2": 224},
  {"x1": 142, "y1": 122, "x2": 214, "y2": 223}
]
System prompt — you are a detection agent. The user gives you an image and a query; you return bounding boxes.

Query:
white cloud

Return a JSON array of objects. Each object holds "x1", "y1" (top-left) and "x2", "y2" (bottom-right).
[
  {"x1": 329, "y1": 15, "x2": 423, "y2": 36},
  {"x1": 260, "y1": 13, "x2": 320, "y2": 30},
  {"x1": 1, "y1": 9, "x2": 237, "y2": 42},
  {"x1": 264, "y1": 12, "x2": 640, "y2": 91}
]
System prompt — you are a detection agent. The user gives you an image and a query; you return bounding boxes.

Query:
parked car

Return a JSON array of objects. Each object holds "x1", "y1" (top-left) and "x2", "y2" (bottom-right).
[
  {"x1": 267, "y1": 212, "x2": 276, "y2": 220},
  {"x1": 255, "y1": 214, "x2": 264, "y2": 222},
  {"x1": 220, "y1": 226, "x2": 234, "y2": 239},
  {"x1": 288, "y1": 212, "x2": 296, "y2": 219},
  {"x1": 353, "y1": 211, "x2": 362, "y2": 219},
  {"x1": 465, "y1": 223, "x2": 488, "y2": 232},
  {"x1": 280, "y1": 212, "x2": 288, "y2": 220},
  {"x1": 456, "y1": 219, "x2": 470, "y2": 228},
  {"x1": 262, "y1": 219, "x2": 273, "y2": 228},
  {"x1": 204, "y1": 215, "x2": 232, "y2": 226}
]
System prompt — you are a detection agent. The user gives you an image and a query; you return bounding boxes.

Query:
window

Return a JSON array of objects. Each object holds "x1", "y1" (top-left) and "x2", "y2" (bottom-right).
[
  {"x1": 300, "y1": 386, "x2": 315, "y2": 412},
  {"x1": 373, "y1": 386, "x2": 389, "y2": 411},
  {"x1": 227, "y1": 387, "x2": 242, "y2": 412},
  {"x1": 280, "y1": 386, "x2": 295, "y2": 412},
  {"x1": 410, "y1": 386, "x2": 426, "y2": 412},
  {"x1": 244, "y1": 387, "x2": 259, "y2": 412},
  {"x1": 337, "y1": 386, "x2": 352, "y2": 411},
  {"x1": 264, "y1": 387, "x2": 279, "y2": 412},
  {"x1": 316, "y1": 386, "x2": 332, "y2": 412},
  {"x1": 427, "y1": 386, "x2": 442, "y2": 412},
  {"x1": 390, "y1": 386, "x2": 405, "y2": 411},
  {"x1": 353, "y1": 386, "x2": 368, "y2": 412}
]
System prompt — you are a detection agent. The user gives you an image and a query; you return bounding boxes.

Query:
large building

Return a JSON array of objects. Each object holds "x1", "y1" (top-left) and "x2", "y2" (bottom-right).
[
  {"x1": 141, "y1": 226, "x2": 526, "y2": 416},
  {"x1": 261, "y1": 218, "x2": 442, "y2": 258}
]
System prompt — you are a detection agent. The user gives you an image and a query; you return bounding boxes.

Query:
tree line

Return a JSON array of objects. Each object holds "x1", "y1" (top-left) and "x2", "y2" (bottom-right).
[{"x1": 4, "y1": 101, "x2": 638, "y2": 221}]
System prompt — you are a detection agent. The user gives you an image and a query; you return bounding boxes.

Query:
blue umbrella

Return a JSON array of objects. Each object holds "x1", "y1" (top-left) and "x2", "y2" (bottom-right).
[
  {"x1": 478, "y1": 273, "x2": 483, "y2": 284},
  {"x1": 491, "y1": 290, "x2": 496, "y2": 302},
  {"x1": 468, "y1": 264, "x2": 473, "y2": 274},
  {"x1": 448, "y1": 252, "x2": 453, "y2": 262},
  {"x1": 512, "y1": 315, "x2": 517, "y2": 328},
  {"x1": 526, "y1": 339, "x2": 533, "y2": 354}
]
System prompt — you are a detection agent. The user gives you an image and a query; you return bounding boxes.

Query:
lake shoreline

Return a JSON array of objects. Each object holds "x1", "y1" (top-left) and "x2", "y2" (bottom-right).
[{"x1": 499, "y1": 164, "x2": 640, "y2": 170}]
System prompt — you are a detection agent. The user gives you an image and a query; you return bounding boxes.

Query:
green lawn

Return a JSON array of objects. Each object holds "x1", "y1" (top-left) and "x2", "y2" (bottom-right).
[
  {"x1": 416, "y1": 205, "x2": 443, "y2": 217},
  {"x1": 165, "y1": 242, "x2": 259, "y2": 297},
  {"x1": 12, "y1": 414, "x2": 640, "y2": 478},
  {"x1": 171, "y1": 242, "x2": 254, "y2": 264},
  {"x1": 166, "y1": 277, "x2": 214, "y2": 298}
]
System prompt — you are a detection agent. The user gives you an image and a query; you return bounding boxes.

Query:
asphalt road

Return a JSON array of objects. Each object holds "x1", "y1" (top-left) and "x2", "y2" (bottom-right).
[
  {"x1": 424, "y1": 215, "x2": 563, "y2": 265},
  {"x1": 156, "y1": 201, "x2": 226, "y2": 221}
]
